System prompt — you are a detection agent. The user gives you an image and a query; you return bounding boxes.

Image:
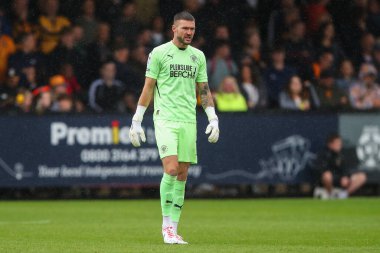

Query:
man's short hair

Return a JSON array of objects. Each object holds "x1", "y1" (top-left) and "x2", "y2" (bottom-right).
[{"x1": 173, "y1": 11, "x2": 195, "y2": 23}]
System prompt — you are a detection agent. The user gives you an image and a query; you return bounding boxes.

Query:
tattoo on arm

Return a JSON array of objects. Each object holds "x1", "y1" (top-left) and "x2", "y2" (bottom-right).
[{"x1": 198, "y1": 82, "x2": 214, "y2": 108}]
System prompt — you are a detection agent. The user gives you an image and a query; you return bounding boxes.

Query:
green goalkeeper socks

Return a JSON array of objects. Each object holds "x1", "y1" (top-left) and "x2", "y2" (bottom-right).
[
  {"x1": 170, "y1": 180, "x2": 186, "y2": 223},
  {"x1": 160, "y1": 173, "x2": 176, "y2": 217}
]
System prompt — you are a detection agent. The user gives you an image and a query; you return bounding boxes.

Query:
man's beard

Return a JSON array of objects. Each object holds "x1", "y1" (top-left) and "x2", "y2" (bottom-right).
[{"x1": 177, "y1": 35, "x2": 192, "y2": 45}]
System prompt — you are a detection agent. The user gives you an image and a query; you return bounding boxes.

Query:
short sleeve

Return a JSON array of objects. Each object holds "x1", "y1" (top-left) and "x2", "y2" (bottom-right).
[
  {"x1": 145, "y1": 49, "x2": 160, "y2": 80},
  {"x1": 196, "y1": 53, "x2": 208, "y2": 83}
]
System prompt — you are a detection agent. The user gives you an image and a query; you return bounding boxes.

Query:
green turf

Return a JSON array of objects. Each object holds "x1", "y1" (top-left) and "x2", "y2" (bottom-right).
[{"x1": 0, "y1": 198, "x2": 379, "y2": 253}]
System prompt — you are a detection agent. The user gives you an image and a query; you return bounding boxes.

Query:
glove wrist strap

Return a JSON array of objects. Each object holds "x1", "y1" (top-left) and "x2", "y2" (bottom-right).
[
  {"x1": 205, "y1": 106, "x2": 218, "y2": 121},
  {"x1": 133, "y1": 105, "x2": 147, "y2": 122}
]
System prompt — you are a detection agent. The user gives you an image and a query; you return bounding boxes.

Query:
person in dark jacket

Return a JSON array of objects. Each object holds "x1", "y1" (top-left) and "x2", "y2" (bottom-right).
[{"x1": 315, "y1": 133, "x2": 367, "y2": 198}]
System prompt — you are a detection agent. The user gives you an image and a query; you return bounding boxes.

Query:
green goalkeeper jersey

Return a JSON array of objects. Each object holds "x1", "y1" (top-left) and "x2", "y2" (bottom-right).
[{"x1": 146, "y1": 41, "x2": 208, "y2": 123}]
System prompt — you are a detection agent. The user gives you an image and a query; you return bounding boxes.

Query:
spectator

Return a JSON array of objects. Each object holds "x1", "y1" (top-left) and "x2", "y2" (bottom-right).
[
  {"x1": 49, "y1": 75, "x2": 68, "y2": 108},
  {"x1": 305, "y1": 0, "x2": 332, "y2": 35},
  {"x1": 314, "y1": 70, "x2": 348, "y2": 109},
  {"x1": 86, "y1": 22, "x2": 112, "y2": 85},
  {"x1": 10, "y1": 0, "x2": 38, "y2": 40},
  {"x1": 214, "y1": 76, "x2": 248, "y2": 112},
  {"x1": 264, "y1": 46, "x2": 296, "y2": 107},
  {"x1": 15, "y1": 88, "x2": 33, "y2": 113},
  {"x1": 0, "y1": 6, "x2": 12, "y2": 36},
  {"x1": 32, "y1": 85, "x2": 52, "y2": 115},
  {"x1": 75, "y1": 0, "x2": 99, "y2": 45},
  {"x1": 366, "y1": 0, "x2": 380, "y2": 37},
  {"x1": 88, "y1": 61, "x2": 125, "y2": 113},
  {"x1": 128, "y1": 44, "x2": 148, "y2": 88},
  {"x1": 267, "y1": 0, "x2": 298, "y2": 47},
  {"x1": 311, "y1": 50, "x2": 335, "y2": 80},
  {"x1": 112, "y1": 43, "x2": 140, "y2": 96},
  {"x1": 207, "y1": 40, "x2": 238, "y2": 91},
  {"x1": 336, "y1": 59, "x2": 357, "y2": 95},
  {"x1": 241, "y1": 62, "x2": 261, "y2": 109},
  {"x1": 0, "y1": 30, "x2": 16, "y2": 84},
  {"x1": 0, "y1": 69, "x2": 20, "y2": 112},
  {"x1": 372, "y1": 42, "x2": 380, "y2": 79},
  {"x1": 279, "y1": 75, "x2": 311, "y2": 111},
  {"x1": 349, "y1": 63, "x2": 380, "y2": 109},
  {"x1": 241, "y1": 30, "x2": 266, "y2": 69},
  {"x1": 8, "y1": 32, "x2": 46, "y2": 84},
  {"x1": 22, "y1": 65, "x2": 39, "y2": 90},
  {"x1": 54, "y1": 94, "x2": 73, "y2": 113},
  {"x1": 38, "y1": 0, "x2": 71, "y2": 54},
  {"x1": 59, "y1": 63, "x2": 81, "y2": 96},
  {"x1": 315, "y1": 133, "x2": 367, "y2": 199},
  {"x1": 48, "y1": 27, "x2": 84, "y2": 78},
  {"x1": 150, "y1": 16, "x2": 165, "y2": 47},
  {"x1": 284, "y1": 20, "x2": 314, "y2": 76},
  {"x1": 314, "y1": 21, "x2": 345, "y2": 65},
  {"x1": 113, "y1": 1, "x2": 142, "y2": 45},
  {"x1": 354, "y1": 32, "x2": 376, "y2": 67}
]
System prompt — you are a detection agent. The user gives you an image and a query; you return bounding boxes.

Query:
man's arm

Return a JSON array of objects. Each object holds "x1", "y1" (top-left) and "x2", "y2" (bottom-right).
[
  {"x1": 137, "y1": 77, "x2": 156, "y2": 107},
  {"x1": 129, "y1": 77, "x2": 156, "y2": 147},
  {"x1": 197, "y1": 82, "x2": 219, "y2": 143},
  {"x1": 197, "y1": 82, "x2": 214, "y2": 109}
]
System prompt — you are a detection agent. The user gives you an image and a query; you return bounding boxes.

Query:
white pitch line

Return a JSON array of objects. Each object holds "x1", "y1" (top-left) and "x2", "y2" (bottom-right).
[{"x1": 0, "y1": 220, "x2": 51, "y2": 225}]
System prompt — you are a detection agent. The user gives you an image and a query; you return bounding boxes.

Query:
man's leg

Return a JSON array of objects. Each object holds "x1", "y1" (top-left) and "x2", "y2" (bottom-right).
[
  {"x1": 170, "y1": 162, "x2": 189, "y2": 234},
  {"x1": 321, "y1": 171, "x2": 334, "y2": 194},
  {"x1": 347, "y1": 172, "x2": 367, "y2": 195},
  {"x1": 160, "y1": 155, "x2": 179, "y2": 244},
  {"x1": 161, "y1": 155, "x2": 179, "y2": 225}
]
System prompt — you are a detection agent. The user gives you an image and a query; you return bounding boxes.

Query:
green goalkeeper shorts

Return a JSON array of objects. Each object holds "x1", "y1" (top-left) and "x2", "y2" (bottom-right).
[{"x1": 154, "y1": 119, "x2": 197, "y2": 164}]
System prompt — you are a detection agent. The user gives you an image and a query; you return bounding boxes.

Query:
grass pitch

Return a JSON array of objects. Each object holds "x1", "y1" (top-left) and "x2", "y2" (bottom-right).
[{"x1": 0, "y1": 198, "x2": 379, "y2": 253}]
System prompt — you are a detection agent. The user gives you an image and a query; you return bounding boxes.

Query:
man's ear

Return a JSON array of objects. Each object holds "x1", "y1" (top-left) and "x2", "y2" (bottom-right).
[{"x1": 172, "y1": 24, "x2": 176, "y2": 33}]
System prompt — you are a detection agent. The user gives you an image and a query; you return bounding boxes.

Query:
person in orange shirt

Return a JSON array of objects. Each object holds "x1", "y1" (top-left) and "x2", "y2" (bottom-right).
[
  {"x1": 0, "y1": 33, "x2": 16, "y2": 84},
  {"x1": 38, "y1": 0, "x2": 71, "y2": 54}
]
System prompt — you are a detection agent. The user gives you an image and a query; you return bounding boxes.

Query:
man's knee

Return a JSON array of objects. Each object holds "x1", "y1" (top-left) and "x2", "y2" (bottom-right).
[
  {"x1": 162, "y1": 156, "x2": 179, "y2": 176},
  {"x1": 177, "y1": 163, "x2": 190, "y2": 181}
]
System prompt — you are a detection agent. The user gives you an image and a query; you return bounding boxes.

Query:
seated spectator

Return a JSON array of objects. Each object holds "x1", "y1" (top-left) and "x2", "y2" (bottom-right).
[
  {"x1": 311, "y1": 50, "x2": 335, "y2": 80},
  {"x1": 349, "y1": 63, "x2": 380, "y2": 109},
  {"x1": 372, "y1": 42, "x2": 380, "y2": 80},
  {"x1": 128, "y1": 44, "x2": 148, "y2": 88},
  {"x1": 86, "y1": 22, "x2": 112, "y2": 85},
  {"x1": 0, "y1": 31, "x2": 16, "y2": 84},
  {"x1": 112, "y1": 43, "x2": 140, "y2": 96},
  {"x1": 279, "y1": 75, "x2": 311, "y2": 111},
  {"x1": 54, "y1": 94, "x2": 74, "y2": 113},
  {"x1": 88, "y1": 61, "x2": 125, "y2": 113},
  {"x1": 207, "y1": 40, "x2": 238, "y2": 91},
  {"x1": 150, "y1": 16, "x2": 165, "y2": 47},
  {"x1": 241, "y1": 30, "x2": 266, "y2": 69},
  {"x1": 0, "y1": 69, "x2": 20, "y2": 112},
  {"x1": 314, "y1": 70, "x2": 348, "y2": 109},
  {"x1": 214, "y1": 76, "x2": 248, "y2": 112},
  {"x1": 241, "y1": 62, "x2": 260, "y2": 109},
  {"x1": 314, "y1": 21, "x2": 345, "y2": 66},
  {"x1": 49, "y1": 27, "x2": 85, "y2": 77},
  {"x1": 354, "y1": 32, "x2": 375, "y2": 67},
  {"x1": 15, "y1": 88, "x2": 33, "y2": 114},
  {"x1": 59, "y1": 63, "x2": 81, "y2": 96},
  {"x1": 8, "y1": 32, "x2": 46, "y2": 83},
  {"x1": 264, "y1": 46, "x2": 296, "y2": 107},
  {"x1": 10, "y1": 0, "x2": 38, "y2": 40},
  {"x1": 336, "y1": 59, "x2": 357, "y2": 95},
  {"x1": 22, "y1": 65, "x2": 39, "y2": 90},
  {"x1": 32, "y1": 85, "x2": 52, "y2": 115},
  {"x1": 38, "y1": 0, "x2": 71, "y2": 54},
  {"x1": 75, "y1": 0, "x2": 99, "y2": 45},
  {"x1": 315, "y1": 133, "x2": 367, "y2": 199},
  {"x1": 49, "y1": 75, "x2": 68, "y2": 112},
  {"x1": 284, "y1": 20, "x2": 314, "y2": 75},
  {"x1": 113, "y1": 1, "x2": 142, "y2": 45}
]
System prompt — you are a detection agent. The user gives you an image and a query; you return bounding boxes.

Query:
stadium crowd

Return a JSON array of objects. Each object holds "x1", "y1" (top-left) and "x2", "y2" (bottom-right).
[{"x1": 1, "y1": 0, "x2": 380, "y2": 114}]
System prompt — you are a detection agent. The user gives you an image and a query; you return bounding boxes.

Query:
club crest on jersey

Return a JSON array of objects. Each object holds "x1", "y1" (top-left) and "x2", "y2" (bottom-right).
[
  {"x1": 161, "y1": 145, "x2": 168, "y2": 154},
  {"x1": 190, "y1": 55, "x2": 197, "y2": 63}
]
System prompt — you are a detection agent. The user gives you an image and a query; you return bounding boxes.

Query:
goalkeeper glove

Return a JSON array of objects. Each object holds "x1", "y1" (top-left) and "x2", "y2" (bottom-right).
[
  {"x1": 205, "y1": 107, "x2": 219, "y2": 143},
  {"x1": 129, "y1": 105, "x2": 147, "y2": 147}
]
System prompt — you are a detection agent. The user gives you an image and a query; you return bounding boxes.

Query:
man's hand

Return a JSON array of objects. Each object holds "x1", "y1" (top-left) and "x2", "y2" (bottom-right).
[
  {"x1": 129, "y1": 120, "x2": 146, "y2": 147},
  {"x1": 129, "y1": 105, "x2": 147, "y2": 147},
  {"x1": 205, "y1": 118, "x2": 219, "y2": 143}
]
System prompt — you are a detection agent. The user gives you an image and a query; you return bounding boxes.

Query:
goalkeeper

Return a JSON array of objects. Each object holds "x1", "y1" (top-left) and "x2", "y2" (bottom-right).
[{"x1": 129, "y1": 11, "x2": 219, "y2": 244}]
